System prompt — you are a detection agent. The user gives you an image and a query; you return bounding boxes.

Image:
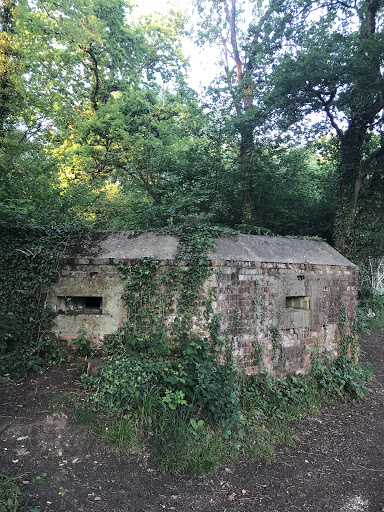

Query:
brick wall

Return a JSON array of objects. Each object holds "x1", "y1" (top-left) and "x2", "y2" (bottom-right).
[
  {"x1": 49, "y1": 257, "x2": 358, "y2": 376},
  {"x1": 211, "y1": 261, "x2": 358, "y2": 377}
]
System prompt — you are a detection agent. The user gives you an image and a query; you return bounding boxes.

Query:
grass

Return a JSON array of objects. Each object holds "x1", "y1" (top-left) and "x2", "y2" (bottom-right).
[
  {"x1": 50, "y1": 392, "x2": 95, "y2": 426},
  {"x1": 98, "y1": 416, "x2": 138, "y2": 455},
  {"x1": 150, "y1": 410, "x2": 227, "y2": 475},
  {"x1": 49, "y1": 392, "x2": 77, "y2": 415},
  {"x1": 73, "y1": 405, "x2": 94, "y2": 425},
  {"x1": 47, "y1": 347, "x2": 374, "y2": 476},
  {"x1": 0, "y1": 471, "x2": 20, "y2": 512}
]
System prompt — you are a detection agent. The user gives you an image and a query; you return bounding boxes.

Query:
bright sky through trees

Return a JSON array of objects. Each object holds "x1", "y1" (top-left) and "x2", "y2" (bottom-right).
[{"x1": 131, "y1": 0, "x2": 218, "y2": 90}]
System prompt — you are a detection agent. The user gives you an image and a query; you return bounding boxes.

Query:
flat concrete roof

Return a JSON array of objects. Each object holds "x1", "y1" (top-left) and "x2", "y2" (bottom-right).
[
  {"x1": 212, "y1": 234, "x2": 355, "y2": 266},
  {"x1": 66, "y1": 231, "x2": 356, "y2": 267}
]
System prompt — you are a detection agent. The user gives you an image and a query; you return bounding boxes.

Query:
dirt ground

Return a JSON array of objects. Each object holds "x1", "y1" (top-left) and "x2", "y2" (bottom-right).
[{"x1": 1, "y1": 329, "x2": 384, "y2": 512}]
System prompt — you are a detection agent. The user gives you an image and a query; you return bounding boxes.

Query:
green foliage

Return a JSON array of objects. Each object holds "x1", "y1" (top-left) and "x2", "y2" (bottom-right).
[
  {"x1": 98, "y1": 416, "x2": 137, "y2": 455},
  {"x1": 0, "y1": 471, "x2": 19, "y2": 512},
  {"x1": 267, "y1": 0, "x2": 384, "y2": 259},
  {"x1": 162, "y1": 389, "x2": 188, "y2": 410},
  {"x1": 80, "y1": 226, "x2": 243, "y2": 472},
  {"x1": 194, "y1": 360, "x2": 241, "y2": 428},
  {"x1": 118, "y1": 225, "x2": 233, "y2": 343},
  {"x1": 50, "y1": 392, "x2": 77, "y2": 412},
  {"x1": 89, "y1": 357, "x2": 171, "y2": 415},
  {"x1": 71, "y1": 334, "x2": 98, "y2": 360},
  {"x1": 150, "y1": 408, "x2": 226, "y2": 475},
  {"x1": 73, "y1": 405, "x2": 95, "y2": 425},
  {"x1": 356, "y1": 286, "x2": 384, "y2": 333},
  {"x1": 84, "y1": 341, "x2": 372, "y2": 474},
  {"x1": 89, "y1": 333, "x2": 241, "y2": 429},
  {"x1": 91, "y1": 226, "x2": 241, "y2": 429},
  {"x1": 0, "y1": 227, "x2": 71, "y2": 380},
  {"x1": 245, "y1": 145, "x2": 337, "y2": 241},
  {"x1": 312, "y1": 354, "x2": 372, "y2": 401}
]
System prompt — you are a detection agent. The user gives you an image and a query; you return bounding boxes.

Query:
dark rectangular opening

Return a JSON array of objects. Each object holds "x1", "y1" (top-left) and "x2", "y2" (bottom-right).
[
  {"x1": 85, "y1": 296, "x2": 102, "y2": 308},
  {"x1": 57, "y1": 296, "x2": 103, "y2": 315},
  {"x1": 285, "y1": 296, "x2": 310, "y2": 310}
]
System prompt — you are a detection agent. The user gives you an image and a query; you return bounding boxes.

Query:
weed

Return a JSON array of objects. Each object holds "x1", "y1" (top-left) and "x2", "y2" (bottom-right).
[
  {"x1": 72, "y1": 333, "x2": 99, "y2": 360},
  {"x1": 33, "y1": 472, "x2": 48, "y2": 485},
  {"x1": 73, "y1": 405, "x2": 94, "y2": 425},
  {"x1": 0, "y1": 226, "x2": 70, "y2": 380},
  {"x1": 50, "y1": 392, "x2": 76, "y2": 410},
  {"x1": 0, "y1": 471, "x2": 19, "y2": 512},
  {"x1": 99, "y1": 416, "x2": 137, "y2": 455},
  {"x1": 150, "y1": 409, "x2": 226, "y2": 475},
  {"x1": 50, "y1": 392, "x2": 77, "y2": 417},
  {"x1": 132, "y1": 387, "x2": 162, "y2": 429}
]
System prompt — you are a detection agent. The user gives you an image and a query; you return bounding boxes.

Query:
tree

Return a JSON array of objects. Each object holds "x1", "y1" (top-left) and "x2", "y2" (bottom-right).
[
  {"x1": 269, "y1": 0, "x2": 384, "y2": 261},
  {"x1": 35, "y1": 0, "x2": 190, "y2": 208},
  {"x1": 193, "y1": 0, "x2": 290, "y2": 223},
  {"x1": 1, "y1": 0, "x2": 202, "y2": 227}
]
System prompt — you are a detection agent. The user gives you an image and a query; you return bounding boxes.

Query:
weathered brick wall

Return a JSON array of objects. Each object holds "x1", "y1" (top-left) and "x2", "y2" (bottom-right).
[
  {"x1": 49, "y1": 257, "x2": 358, "y2": 377},
  {"x1": 211, "y1": 261, "x2": 358, "y2": 377}
]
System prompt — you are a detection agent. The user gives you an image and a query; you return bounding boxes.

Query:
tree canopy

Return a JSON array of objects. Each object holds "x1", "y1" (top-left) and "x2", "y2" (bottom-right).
[{"x1": 1, "y1": 0, "x2": 384, "y2": 262}]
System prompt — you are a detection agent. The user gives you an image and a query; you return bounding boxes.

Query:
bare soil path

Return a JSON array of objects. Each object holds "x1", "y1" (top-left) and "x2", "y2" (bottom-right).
[{"x1": 1, "y1": 329, "x2": 383, "y2": 512}]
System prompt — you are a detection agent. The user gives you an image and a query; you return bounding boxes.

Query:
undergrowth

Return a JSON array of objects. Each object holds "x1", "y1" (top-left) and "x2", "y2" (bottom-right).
[
  {"x1": 356, "y1": 285, "x2": 384, "y2": 333},
  {"x1": 75, "y1": 343, "x2": 372, "y2": 475},
  {"x1": 0, "y1": 471, "x2": 20, "y2": 512},
  {"x1": 0, "y1": 226, "x2": 71, "y2": 381}
]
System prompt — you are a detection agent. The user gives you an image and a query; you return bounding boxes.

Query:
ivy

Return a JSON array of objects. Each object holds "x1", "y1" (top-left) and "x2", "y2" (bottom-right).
[
  {"x1": 0, "y1": 226, "x2": 70, "y2": 379},
  {"x1": 118, "y1": 225, "x2": 234, "y2": 345},
  {"x1": 93, "y1": 225, "x2": 243, "y2": 429},
  {"x1": 271, "y1": 309, "x2": 285, "y2": 365},
  {"x1": 251, "y1": 280, "x2": 264, "y2": 368},
  {"x1": 338, "y1": 295, "x2": 358, "y2": 361}
]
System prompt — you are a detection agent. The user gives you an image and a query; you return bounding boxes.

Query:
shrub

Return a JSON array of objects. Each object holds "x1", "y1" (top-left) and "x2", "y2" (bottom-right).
[
  {"x1": 356, "y1": 285, "x2": 384, "y2": 332},
  {"x1": 194, "y1": 360, "x2": 241, "y2": 428},
  {"x1": 90, "y1": 357, "x2": 168, "y2": 415},
  {"x1": 0, "y1": 471, "x2": 20, "y2": 512},
  {"x1": 311, "y1": 354, "x2": 372, "y2": 401}
]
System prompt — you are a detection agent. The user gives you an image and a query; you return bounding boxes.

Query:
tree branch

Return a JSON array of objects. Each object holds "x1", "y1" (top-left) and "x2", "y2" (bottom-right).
[
  {"x1": 363, "y1": 90, "x2": 384, "y2": 125},
  {"x1": 360, "y1": 0, "x2": 380, "y2": 38},
  {"x1": 314, "y1": 90, "x2": 345, "y2": 141},
  {"x1": 145, "y1": 96, "x2": 152, "y2": 186},
  {"x1": 82, "y1": 46, "x2": 99, "y2": 112},
  {"x1": 223, "y1": 45, "x2": 242, "y2": 116},
  {"x1": 221, "y1": 0, "x2": 243, "y2": 83},
  {"x1": 246, "y1": 5, "x2": 276, "y2": 72}
]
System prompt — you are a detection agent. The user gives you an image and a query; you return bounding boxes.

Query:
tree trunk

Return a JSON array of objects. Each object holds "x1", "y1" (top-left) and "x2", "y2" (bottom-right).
[
  {"x1": 240, "y1": 123, "x2": 254, "y2": 222},
  {"x1": 335, "y1": 128, "x2": 364, "y2": 257}
]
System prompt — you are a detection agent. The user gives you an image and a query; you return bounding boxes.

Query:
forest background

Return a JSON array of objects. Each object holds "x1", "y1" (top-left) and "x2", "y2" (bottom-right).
[{"x1": 1, "y1": 0, "x2": 384, "y2": 265}]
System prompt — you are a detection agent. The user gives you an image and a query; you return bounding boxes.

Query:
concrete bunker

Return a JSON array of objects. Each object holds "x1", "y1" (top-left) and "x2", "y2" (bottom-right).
[{"x1": 48, "y1": 231, "x2": 358, "y2": 376}]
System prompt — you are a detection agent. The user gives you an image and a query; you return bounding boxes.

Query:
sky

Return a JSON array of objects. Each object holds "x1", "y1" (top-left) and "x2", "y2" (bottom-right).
[{"x1": 131, "y1": 0, "x2": 219, "y2": 91}]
